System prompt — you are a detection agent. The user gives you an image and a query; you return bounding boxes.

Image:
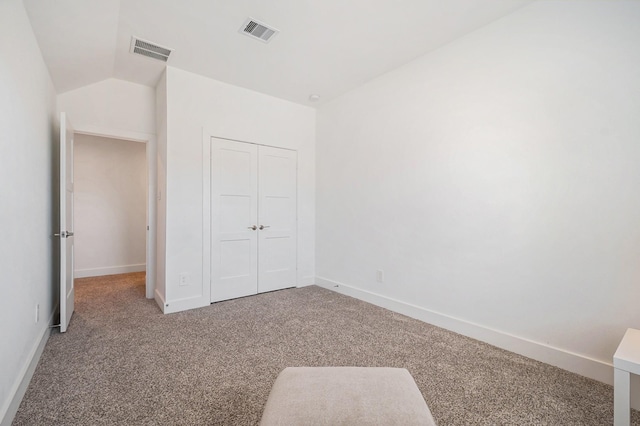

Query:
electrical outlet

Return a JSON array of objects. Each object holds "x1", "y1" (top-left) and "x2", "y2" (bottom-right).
[
  {"x1": 179, "y1": 273, "x2": 189, "y2": 287},
  {"x1": 35, "y1": 304, "x2": 39, "y2": 323},
  {"x1": 376, "y1": 269, "x2": 384, "y2": 283}
]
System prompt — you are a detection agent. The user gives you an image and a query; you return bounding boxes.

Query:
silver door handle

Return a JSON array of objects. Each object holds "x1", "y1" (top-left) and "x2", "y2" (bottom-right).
[
  {"x1": 259, "y1": 225, "x2": 270, "y2": 230},
  {"x1": 54, "y1": 231, "x2": 74, "y2": 238},
  {"x1": 248, "y1": 225, "x2": 257, "y2": 231}
]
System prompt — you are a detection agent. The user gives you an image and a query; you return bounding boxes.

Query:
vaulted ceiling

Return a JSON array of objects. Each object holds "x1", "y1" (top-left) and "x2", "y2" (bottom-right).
[{"x1": 23, "y1": 0, "x2": 534, "y2": 105}]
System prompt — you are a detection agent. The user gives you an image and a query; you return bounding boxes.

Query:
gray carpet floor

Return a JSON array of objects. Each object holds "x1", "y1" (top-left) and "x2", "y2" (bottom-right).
[{"x1": 13, "y1": 272, "x2": 640, "y2": 425}]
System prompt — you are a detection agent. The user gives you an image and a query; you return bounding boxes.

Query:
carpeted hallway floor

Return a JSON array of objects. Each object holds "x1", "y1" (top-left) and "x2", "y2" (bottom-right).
[{"x1": 13, "y1": 272, "x2": 640, "y2": 425}]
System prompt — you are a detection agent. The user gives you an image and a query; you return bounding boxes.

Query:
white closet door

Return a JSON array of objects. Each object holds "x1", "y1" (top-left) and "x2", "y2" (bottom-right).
[
  {"x1": 258, "y1": 146, "x2": 297, "y2": 293},
  {"x1": 211, "y1": 139, "x2": 258, "y2": 302}
]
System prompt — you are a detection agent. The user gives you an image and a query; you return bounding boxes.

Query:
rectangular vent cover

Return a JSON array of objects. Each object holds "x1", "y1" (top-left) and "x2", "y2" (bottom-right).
[
  {"x1": 129, "y1": 37, "x2": 173, "y2": 62},
  {"x1": 240, "y1": 18, "x2": 279, "y2": 43}
]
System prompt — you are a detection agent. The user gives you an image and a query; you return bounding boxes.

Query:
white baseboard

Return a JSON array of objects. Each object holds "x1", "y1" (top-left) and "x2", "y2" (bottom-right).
[
  {"x1": 75, "y1": 264, "x2": 146, "y2": 278},
  {"x1": 162, "y1": 294, "x2": 209, "y2": 314},
  {"x1": 154, "y1": 288, "x2": 166, "y2": 313},
  {"x1": 0, "y1": 314, "x2": 53, "y2": 426},
  {"x1": 315, "y1": 276, "x2": 640, "y2": 410},
  {"x1": 297, "y1": 275, "x2": 315, "y2": 287}
]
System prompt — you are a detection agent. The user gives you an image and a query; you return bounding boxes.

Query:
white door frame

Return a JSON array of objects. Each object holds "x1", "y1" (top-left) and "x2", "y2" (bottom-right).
[{"x1": 73, "y1": 125, "x2": 157, "y2": 299}]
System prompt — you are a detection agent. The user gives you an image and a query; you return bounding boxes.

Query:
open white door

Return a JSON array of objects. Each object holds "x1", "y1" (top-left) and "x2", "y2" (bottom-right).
[{"x1": 59, "y1": 112, "x2": 75, "y2": 332}]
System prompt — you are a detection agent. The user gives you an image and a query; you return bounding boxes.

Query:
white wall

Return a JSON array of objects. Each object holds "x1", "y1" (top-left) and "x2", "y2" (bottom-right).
[
  {"x1": 158, "y1": 66, "x2": 315, "y2": 313},
  {"x1": 74, "y1": 134, "x2": 147, "y2": 277},
  {"x1": 57, "y1": 78, "x2": 156, "y2": 136},
  {"x1": 317, "y1": 0, "x2": 640, "y2": 392},
  {"x1": 0, "y1": 0, "x2": 57, "y2": 423}
]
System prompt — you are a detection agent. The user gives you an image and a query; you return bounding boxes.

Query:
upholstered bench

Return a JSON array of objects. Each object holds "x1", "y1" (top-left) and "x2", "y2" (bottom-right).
[{"x1": 260, "y1": 367, "x2": 437, "y2": 425}]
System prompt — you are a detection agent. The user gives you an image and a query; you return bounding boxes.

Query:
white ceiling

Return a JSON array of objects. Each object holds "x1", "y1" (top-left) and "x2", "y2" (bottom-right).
[{"x1": 24, "y1": 0, "x2": 534, "y2": 105}]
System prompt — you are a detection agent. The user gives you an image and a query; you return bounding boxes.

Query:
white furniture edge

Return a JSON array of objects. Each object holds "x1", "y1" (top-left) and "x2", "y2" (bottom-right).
[
  {"x1": 614, "y1": 329, "x2": 640, "y2": 374},
  {"x1": 613, "y1": 328, "x2": 640, "y2": 426},
  {"x1": 614, "y1": 368, "x2": 631, "y2": 426}
]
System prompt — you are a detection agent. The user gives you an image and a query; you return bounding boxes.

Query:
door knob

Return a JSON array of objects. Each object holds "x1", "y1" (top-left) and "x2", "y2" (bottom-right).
[
  {"x1": 54, "y1": 231, "x2": 74, "y2": 238},
  {"x1": 248, "y1": 225, "x2": 257, "y2": 230},
  {"x1": 259, "y1": 225, "x2": 270, "y2": 230}
]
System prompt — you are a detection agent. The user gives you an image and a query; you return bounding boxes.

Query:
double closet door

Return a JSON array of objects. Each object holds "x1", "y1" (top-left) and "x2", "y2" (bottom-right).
[{"x1": 211, "y1": 138, "x2": 297, "y2": 303}]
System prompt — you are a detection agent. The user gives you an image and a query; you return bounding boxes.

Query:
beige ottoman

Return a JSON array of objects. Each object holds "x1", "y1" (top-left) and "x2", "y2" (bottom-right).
[{"x1": 260, "y1": 367, "x2": 437, "y2": 425}]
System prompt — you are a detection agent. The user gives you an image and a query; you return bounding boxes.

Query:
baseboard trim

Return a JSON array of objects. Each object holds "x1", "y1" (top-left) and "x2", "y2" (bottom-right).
[
  {"x1": 154, "y1": 288, "x2": 166, "y2": 313},
  {"x1": 0, "y1": 313, "x2": 53, "y2": 426},
  {"x1": 297, "y1": 275, "x2": 315, "y2": 287},
  {"x1": 75, "y1": 264, "x2": 146, "y2": 278},
  {"x1": 162, "y1": 295, "x2": 209, "y2": 314},
  {"x1": 315, "y1": 277, "x2": 632, "y2": 401}
]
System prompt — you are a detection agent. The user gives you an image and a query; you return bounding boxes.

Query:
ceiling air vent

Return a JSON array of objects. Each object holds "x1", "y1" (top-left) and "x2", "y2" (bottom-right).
[
  {"x1": 240, "y1": 18, "x2": 279, "y2": 43},
  {"x1": 129, "y1": 37, "x2": 173, "y2": 62}
]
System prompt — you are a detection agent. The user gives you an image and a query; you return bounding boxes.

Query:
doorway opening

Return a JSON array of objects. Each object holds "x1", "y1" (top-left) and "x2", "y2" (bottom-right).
[{"x1": 72, "y1": 129, "x2": 157, "y2": 299}]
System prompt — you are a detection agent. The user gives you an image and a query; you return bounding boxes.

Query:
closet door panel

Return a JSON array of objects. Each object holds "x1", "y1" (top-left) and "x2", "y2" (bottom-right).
[
  {"x1": 258, "y1": 146, "x2": 297, "y2": 293},
  {"x1": 211, "y1": 139, "x2": 258, "y2": 302}
]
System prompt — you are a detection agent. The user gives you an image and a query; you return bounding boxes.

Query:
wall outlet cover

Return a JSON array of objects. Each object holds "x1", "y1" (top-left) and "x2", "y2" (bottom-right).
[{"x1": 179, "y1": 273, "x2": 189, "y2": 286}]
